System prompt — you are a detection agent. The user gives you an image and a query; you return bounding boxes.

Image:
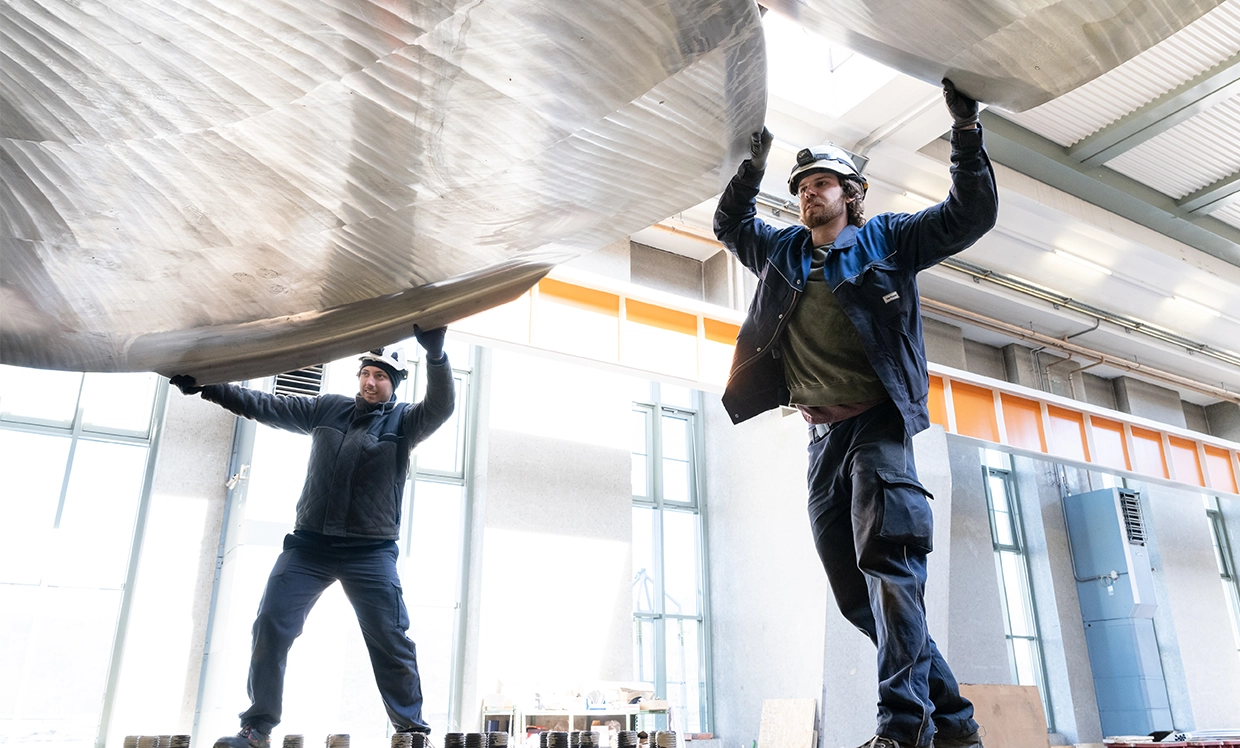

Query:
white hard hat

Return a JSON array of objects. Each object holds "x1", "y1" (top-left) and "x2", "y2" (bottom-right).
[
  {"x1": 358, "y1": 347, "x2": 408, "y2": 381},
  {"x1": 788, "y1": 143, "x2": 868, "y2": 195}
]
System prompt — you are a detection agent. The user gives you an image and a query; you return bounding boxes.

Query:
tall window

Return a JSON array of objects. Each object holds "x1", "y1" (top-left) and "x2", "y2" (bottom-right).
[
  {"x1": 980, "y1": 449, "x2": 1053, "y2": 728},
  {"x1": 1204, "y1": 495, "x2": 1240, "y2": 651},
  {"x1": 0, "y1": 366, "x2": 163, "y2": 747},
  {"x1": 631, "y1": 383, "x2": 711, "y2": 734}
]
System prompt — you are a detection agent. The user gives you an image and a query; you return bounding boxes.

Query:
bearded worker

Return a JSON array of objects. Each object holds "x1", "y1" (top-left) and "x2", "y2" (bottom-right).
[
  {"x1": 170, "y1": 325, "x2": 453, "y2": 748},
  {"x1": 713, "y1": 80, "x2": 997, "y2": 748}
]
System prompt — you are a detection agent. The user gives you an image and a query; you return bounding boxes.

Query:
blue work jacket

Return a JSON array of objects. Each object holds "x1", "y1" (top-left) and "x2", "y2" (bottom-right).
[
  {"x1": 713, "y1": 126, "x2": 998, "y2": 435},
  {"x1": 201, "y1": 356, "x2": 455, "y2": 539}
]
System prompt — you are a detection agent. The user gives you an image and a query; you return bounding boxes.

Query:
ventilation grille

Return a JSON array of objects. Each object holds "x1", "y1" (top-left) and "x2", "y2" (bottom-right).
[
  {"x1": 1119, "y1": 489, "x2": 1146, "y2": 545},
  {"x1": 273, "y1": 364, "x2": 324, "y2": 397}
]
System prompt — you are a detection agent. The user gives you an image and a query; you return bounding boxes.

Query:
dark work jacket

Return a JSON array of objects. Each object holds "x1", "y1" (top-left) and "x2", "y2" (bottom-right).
[
  {"x1": 713, "y1": 126, "x2": 998, "y2": 435},
  {"x1": 201, "y1": 356, "x2": 455, "y2": 539}
]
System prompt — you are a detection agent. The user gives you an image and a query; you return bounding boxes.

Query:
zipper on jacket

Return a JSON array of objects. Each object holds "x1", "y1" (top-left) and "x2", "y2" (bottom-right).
[{"x1": 733, "y1": 288, "x2": 800, "y2": 373}]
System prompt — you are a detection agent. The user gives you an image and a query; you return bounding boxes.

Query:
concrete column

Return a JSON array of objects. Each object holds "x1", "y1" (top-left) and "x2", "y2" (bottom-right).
[
  {"x1": 945, "y1": 444, "x2": 1009, "y2": 685},
  {"x1": 1205, "y1": 401, "x2": 1240, "y2": 441},
  {"x1": 701, "y1": 403, "x2": 826, "y2": 748},
  {"x1": 1002, "y1": 344, "x2": 1041, "y2": 390},
  {"x1": 1112, "y1": 377, "x2": 1187, "y2": 429},
  {"x1": 923, "y1": 318, "x2": 967, "y2": 370}
]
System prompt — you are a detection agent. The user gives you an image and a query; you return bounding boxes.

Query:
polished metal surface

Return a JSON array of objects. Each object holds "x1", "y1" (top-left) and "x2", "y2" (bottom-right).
[
  {"x1": 763, "y1": 0, "x2": 1224, "y2": 111},
  {"x1": 1, "y1": 0, "x2": 765, "y2": 383}
]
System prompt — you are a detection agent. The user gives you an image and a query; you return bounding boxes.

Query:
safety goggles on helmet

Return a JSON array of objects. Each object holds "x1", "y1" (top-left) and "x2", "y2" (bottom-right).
[
  {"x1": 787, "y1": 144, "x2": 868, "y2": 196},
  {"x1": 358, "y1": 347, "x2": 408, "y2": 382}
]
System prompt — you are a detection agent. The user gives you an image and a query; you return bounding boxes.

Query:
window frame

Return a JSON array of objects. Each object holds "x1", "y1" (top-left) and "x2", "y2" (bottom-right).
[
  {"x1": 630, "y1": 383, "x2": 713, "y2": 734},
  {"x1": 980, "y1": 451, "x2": 1054, "y2": 730}
]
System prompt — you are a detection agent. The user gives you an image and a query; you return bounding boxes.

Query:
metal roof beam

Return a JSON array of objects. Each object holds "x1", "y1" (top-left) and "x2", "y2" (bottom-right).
[
  {"x1": 980, "y1": 110, "x2": 1240, "y2": 266},
  {"x1": 1179, "y1": 170, "x2": 1240, "y2": 214},
  {"x1": 1068, "y1": 51, "x2": 1240, "y2": 167}
]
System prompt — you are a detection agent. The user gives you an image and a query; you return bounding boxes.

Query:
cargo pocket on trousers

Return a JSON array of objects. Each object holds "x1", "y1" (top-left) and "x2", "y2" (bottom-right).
[
  {"x1": 875, "y1": 469, "x2": 934, "y2": 552},
  {"x1": 392, "y1": 582, "x2": 410, "y2": 630}
]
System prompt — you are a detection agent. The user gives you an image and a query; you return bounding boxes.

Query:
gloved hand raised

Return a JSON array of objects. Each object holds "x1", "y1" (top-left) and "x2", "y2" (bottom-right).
[
  {"x1": 748, "y1": 127, "x2": 774, "y2": 171},
  {"x1": 942, "y1": 79, "x2": 979, "y2": 130},
  {"x1": 169, "y1": 374, "x2": 203, "y2": 395},
  {"x1": 413, "y1": 325, "x2": 448, "y2": 362}
]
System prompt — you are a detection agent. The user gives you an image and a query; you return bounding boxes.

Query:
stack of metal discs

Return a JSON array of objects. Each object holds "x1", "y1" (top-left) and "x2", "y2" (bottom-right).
[
  {"x1": 408, "y1": 734, "x2": 430, "y2": 748},
  {"x1": 391, "y1": 733, "x2": 413, "y2": 748},
  {"x1": 486, "y1": 731, "x2": 509, "y2": 746},
  {"x1": 654, "y1": 731, "x2": 679, "y2": 747},
  {"x1": 325, "y1": 734, "x2": 350, "y2": 748},
  {"x1": 283, "y1": 736, "x2": 304, "y2": 748},
  {"x1": 168, "y1": 737, "x2": 191, "y2": 748},
  {"x1": 136, "y1": 737, "x2": 159, "y2": 748},
  {"x1": 578, "y1": 731, "x2": 599, "y2": 747},
  {"x1": 443, "y1": 733, "x2": 466, "y2": 748},
  {"x1": 617, "y1": 731, "x2": 639, "y2": 748},
  {"x1": 547, "y1": 731, "x2": 569, "y2": 748},
  {"x1": 123, "y1": 737, "x2": 139, "y2": 748},
  {"x1": 465, "y1": 733, "x2": 485, "y2": 748},
  {"x1": 538, "y1": 731, "x2": 551, "y2": 748},
  {"x1": 568, "y1": 731, "x2": 581, "y2": 747}
]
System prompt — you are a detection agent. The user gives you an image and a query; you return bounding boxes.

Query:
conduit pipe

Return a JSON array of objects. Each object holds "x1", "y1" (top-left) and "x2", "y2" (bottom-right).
[{"x1": 920, "y1": 297, "x2": 1240, "y2": 406}]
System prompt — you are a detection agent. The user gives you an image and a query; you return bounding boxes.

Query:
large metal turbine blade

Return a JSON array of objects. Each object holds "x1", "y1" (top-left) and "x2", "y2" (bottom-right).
[
  {"x1": 763, "y1": 0, "x2": 1224, "y2": 111},
  {"x1": 1, "y1": 0, "x2": 766, "y2": 384}
]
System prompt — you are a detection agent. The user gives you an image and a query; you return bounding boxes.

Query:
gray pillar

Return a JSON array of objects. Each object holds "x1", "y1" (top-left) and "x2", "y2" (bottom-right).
[{"x1": 1112, "y1": 377, "x2": 1187, "y2": 429}]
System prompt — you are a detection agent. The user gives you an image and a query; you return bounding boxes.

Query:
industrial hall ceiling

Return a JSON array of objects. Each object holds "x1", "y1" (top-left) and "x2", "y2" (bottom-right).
[{"x1": 2, "y1": 0, "x2": 1240, "y2": 401}]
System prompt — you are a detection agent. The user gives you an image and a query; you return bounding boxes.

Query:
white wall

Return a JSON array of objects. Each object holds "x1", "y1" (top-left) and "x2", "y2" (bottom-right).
[{"x1": 460, "y1": 348, "x2": 639, "y2": 725}]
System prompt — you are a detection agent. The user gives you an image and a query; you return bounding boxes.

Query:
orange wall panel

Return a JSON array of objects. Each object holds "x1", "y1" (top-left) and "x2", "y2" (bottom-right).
[
  {"x1": 1000, "y1": 394, "x2": 1045, "y2": 452},
  {"x1": 951, "y1": 382, "x2": 999, "y2": 442},
  {"x1": 1167, "y1": 436, "x2": 1204, "y2": 487},
  {"x1": 1204, "y1": 445, "x2": 1238, "y2": 494},
  {"x1": 1130, "y1": 427, "x2": 1169, "y2": 479},
  {"x1": 537, "y1": 278, "x2": 620, "y2": 315},
  {"x1": 929, "y1": 377, "x2": 948, "y2": 429},
  {"x1": 1090, "y1": 417, "x2": 1130, "y2": 471},
  {"x1": 1047, "y1": 406, "x2": 1089, "y2": 463}
]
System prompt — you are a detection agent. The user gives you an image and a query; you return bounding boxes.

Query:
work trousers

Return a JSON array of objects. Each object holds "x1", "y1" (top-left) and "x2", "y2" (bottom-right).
[
  {"x1": 807, "y1": 400, "x2": 977, "y2": 747},
  {"x1": 239, "y1": 539, "x2": 430, "y2": 735}
]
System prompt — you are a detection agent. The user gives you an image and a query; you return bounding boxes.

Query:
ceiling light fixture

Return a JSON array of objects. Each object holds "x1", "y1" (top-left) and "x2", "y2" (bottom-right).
[
  {"x1": 1053, "y1": 249, "x2": 1112, "y2": 275},
  {"x1": 1172, "y1": 295, "x2": 1222, "y2": 317}
]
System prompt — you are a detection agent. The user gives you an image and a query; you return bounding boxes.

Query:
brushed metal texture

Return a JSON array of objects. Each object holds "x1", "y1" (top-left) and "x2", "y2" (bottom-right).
[
  {"x1": 763, "y1": 0, "x2": 1224, "y2": 111},
  {"x1": 1, "y1": 0, "x2": 766, "y2": 383}
]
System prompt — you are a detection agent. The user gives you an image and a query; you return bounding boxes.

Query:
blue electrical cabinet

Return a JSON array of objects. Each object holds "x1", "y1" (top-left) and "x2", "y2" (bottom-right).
[{"x1": 1063, "y1": 488, "x2": 1171, "y2": 737}]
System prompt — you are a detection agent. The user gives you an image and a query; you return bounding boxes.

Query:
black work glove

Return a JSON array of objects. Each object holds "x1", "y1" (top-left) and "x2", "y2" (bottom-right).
[
  {"x1": 414, "y1": 325, "x2": 448, "y2": 362},
  {"x1": 942, "y1": 78, "x2": 979, "y2": 130},
  {"x1": 747, "y1": 127, "x2": 774, "y2": 171},
  {"x1": 169, "y1": 374, "x2": 203, "y2": 395}
]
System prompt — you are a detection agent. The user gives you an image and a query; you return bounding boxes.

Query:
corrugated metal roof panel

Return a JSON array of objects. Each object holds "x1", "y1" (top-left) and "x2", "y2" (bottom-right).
[
  {"x1": 1106, "y1": 95, "x2": 1240, "y2": 198},
  {"x1": 1214, "y1": 200, "x2": 1240, "y2": 229},
  {"x1": 998, "y1": 0, "x2": 1240, "y2": 147}
]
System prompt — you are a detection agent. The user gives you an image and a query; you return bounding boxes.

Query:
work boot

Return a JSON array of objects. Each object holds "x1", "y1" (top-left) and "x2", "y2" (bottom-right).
[
  {"x1": 213, "y1": 725, "x2": 270, "y2": 748},
  {"x1": 857, "y1": 736, "x2": 917, "y2": 748},
  {"x1": 935, "y1": 730, "x2": 984, "y2": 748}
]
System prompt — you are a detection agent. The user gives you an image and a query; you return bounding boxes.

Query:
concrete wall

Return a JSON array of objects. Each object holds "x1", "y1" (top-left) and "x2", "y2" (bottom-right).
[
  {"x1": 107, "y1": 389, "x2": 235, "y2": 744},
  {"x1": 631, "y1": 242, "x2": 703, "y2": 300},
  {"x1": 1183, "y1": 401, "x2": 1209, "y2": 435},
  {"x1": 1129, "y1": 480, "x2": 1240, "y2": 729}
]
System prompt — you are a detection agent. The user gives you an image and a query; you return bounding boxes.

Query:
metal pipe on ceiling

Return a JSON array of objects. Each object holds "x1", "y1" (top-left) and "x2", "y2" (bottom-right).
[{"x1": 921, "y1": 297, "x2": 1240, "y2": 405}]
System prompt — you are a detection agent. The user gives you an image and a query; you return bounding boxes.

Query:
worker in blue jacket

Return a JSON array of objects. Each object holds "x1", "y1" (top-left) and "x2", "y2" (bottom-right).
[
  {"x1": 170, "y1": 325, "x2": 453, "y2": 748},
  {"x1": 714, "y1": 80, "x2": 998, "y2": 748}
]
